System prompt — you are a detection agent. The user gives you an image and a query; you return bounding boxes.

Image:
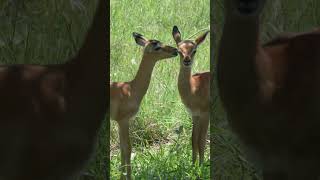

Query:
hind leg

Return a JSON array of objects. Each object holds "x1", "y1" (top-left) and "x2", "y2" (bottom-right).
[
  {"x1": 192, "y1": 116, "x2": 200, "y2": 164},
  {"x1": 118, "y1": 119, "x2": 132, "y2": 180}
]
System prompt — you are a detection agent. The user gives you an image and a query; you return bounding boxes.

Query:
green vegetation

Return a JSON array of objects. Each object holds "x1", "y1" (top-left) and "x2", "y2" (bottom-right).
[
  {"x1": 110, "y1": 0, "x2": 210, "y2": 179},
  {"x1": 212, "y1": 0, "x2": 320, "y2": 179}
]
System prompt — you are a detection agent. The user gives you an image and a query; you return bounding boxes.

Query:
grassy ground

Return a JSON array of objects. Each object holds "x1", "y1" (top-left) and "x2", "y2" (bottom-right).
[
  {"x1": 110, "y1": 0, "x2": 210, "y2": 179},
  {"x1": 212, "y1": 0, "x2": 320, "y2": 179},
  {"x1": 0, "y1": 0, "x2": 108, "y2": 179}
]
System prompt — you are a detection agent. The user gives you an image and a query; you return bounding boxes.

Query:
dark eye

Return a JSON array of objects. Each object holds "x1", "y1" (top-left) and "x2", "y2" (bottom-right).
[
  {"x1": 193, "y1": 50, "x2": 197, "y2": 54},
  {"x1": 154, "y1": 46, "x2": 161, "y2": 51}
]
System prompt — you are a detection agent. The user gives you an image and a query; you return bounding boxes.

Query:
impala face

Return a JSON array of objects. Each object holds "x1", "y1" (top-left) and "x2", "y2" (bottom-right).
[
  {"x1": 177, "y1": 41, "x2": 197, "y2": 67},
  {"x1": 172, "y1": 26, "x2": 209, "y2": 68},
  {"x1": 226, "y1": 0, "x2": 266, "y2": 16},
  {"x1": 133, "y1": 32, "x2": 178, "y2": 60}
]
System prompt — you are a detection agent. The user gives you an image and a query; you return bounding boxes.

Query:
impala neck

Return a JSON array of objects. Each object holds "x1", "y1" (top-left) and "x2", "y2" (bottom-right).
[
  {"x1": 218, "y1": 13, "x2": 260, "y2": 106},
  {"x1": 131, "y1": 54, "x2": 157, "y2": 101},
  {"x1": 178, "y1": 65, "x2": 192, "y2": 95}
]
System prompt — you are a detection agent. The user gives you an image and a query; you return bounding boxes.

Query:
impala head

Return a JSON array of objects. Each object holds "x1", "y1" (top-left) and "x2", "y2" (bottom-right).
[
  {"x1": 225, "y1": 0, "x2": 266, "y2": 17},
  {"x1": 172, "y1": 26, "x2": 209, "y2": 68},
  {"x1": 132, "y1": 32, "x2": 178, "y2": 61}
]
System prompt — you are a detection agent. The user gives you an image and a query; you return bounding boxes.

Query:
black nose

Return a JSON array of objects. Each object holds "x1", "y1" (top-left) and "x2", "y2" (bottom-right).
[
  {"x1": 183, "y1": 60, "x2": 192, "y2": 66},
  {"x1": 184, "y1": 57, "x2": 191, "y2": 61},
  {"x1": 183, "y1": 57, "x2": 192, "y2": 66},
  {"x1": 173, "y1": 49, "x2": 178, "y2": 56}
]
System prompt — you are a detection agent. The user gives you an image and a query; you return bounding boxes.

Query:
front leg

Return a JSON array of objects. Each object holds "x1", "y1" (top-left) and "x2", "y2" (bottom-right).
[
  {"x1": 198, "y1": 113, "x2": 209, "y2": 165},
  {"x1": 118, "y1": 119, "x2": 132, "y2": 180},
  {"x1": 192, "y1": 116, "x2": 200, "y2": 164}
]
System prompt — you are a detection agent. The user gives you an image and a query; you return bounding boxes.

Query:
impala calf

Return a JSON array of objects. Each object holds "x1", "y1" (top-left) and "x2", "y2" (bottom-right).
[
  {"x1": 217, "y1": 0, "x2": 320, "y2": 179},
  {"x1": 110, "y1": 33, "x2": 178, "y2": 179},
  {"x1": 172, "y1": 26, "x2": 210, "y2": 165}
]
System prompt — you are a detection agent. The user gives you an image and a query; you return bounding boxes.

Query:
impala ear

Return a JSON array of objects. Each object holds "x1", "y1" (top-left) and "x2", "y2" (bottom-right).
[
  {"x1": 133, "y1": 32, "x2": 148, "y2": 46},
  {"x1": 172, "y1": 26, "x2": 182, "y2": 45},
  {"x1": 195, "y1": 30, "x2": 209, "y2": 45}
]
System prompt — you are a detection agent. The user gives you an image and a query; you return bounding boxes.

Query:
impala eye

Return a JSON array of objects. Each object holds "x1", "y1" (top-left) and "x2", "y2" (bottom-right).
[{"x1": 193, "y1": 50, "x2": 197, "y2": 54}]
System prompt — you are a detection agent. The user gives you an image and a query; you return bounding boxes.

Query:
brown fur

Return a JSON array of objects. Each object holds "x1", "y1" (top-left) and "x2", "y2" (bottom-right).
[
  {"x1": 179, "y1": 72, "x2": 210, "y2": 112},
  {"x1": 172, "y1": 26, "x2": 210, "y2": 165},
  {"x1": 110, "y1": 36, "x2": 177, "y2": 180}
]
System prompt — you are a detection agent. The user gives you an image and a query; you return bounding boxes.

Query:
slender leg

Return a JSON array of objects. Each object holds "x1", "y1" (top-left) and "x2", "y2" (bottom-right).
[
  {"x1": 192, "y1": 116, "x2": 200, "y2": 164},
  {"x1": 198, "y1": 113, "x2": 209, "y2": 165},
  {"x1": 118, "y1": 119, "x2": 132, "y2": 180}
]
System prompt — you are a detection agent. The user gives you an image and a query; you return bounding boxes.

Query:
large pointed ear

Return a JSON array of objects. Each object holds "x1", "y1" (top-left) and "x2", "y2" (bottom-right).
[
  {"x1": 195, "y1": 30, "x2": 209, "y2": 45},
  {"x1": 172, "y1": 26, "x2": 182, "y2": 45},
  {"x1": 133, "y1": 32, "x2": 148, "y2": 46}
]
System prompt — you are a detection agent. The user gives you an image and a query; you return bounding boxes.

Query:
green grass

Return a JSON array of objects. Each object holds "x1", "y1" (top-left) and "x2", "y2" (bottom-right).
[
  {"x1": 110, "y1": 0, "x2": 210, "y2": 179},
  {"x1": 0, "y1": 0, "x2": 98, "y2": 64},
  {"x1": 212, "y1": 0, "x2": 320, "y2": 179}
]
